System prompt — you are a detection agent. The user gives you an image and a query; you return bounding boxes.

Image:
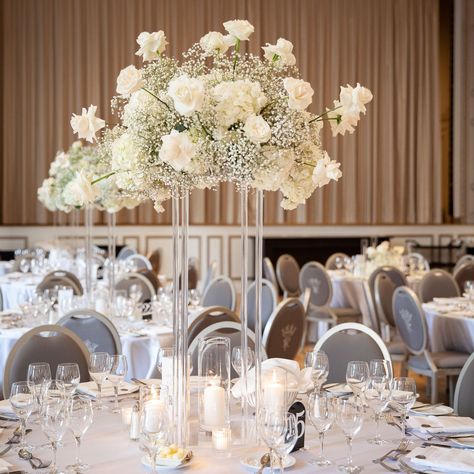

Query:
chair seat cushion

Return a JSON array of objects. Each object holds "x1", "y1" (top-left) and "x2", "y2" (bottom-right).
[
  {"x1": 408, "y1": 352, "x2": 469, "y2": 370},
  {"x1": 332, "y1": 307, "x2": 362, "y2": 321},
  {"x1": 387, "y1": 340, "x2": 407, "y2": 355}
]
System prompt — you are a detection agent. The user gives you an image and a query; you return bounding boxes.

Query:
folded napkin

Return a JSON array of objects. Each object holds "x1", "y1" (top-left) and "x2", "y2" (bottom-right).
[
  {"x1": 0, "y1": 459, "x2": 13, "y2": 474},
  {"x1": 77, "y1": 381, "x2": 139, "y2": 398},
  {"x1": 0, "y1": 399, "x2": 17, "y2": 419},
  {"x1": 407, "y1": 416, "x2": 474, "y2": 434},
  {"x1": 406, "y1": 446, "x2": 474, "y2": 472}
]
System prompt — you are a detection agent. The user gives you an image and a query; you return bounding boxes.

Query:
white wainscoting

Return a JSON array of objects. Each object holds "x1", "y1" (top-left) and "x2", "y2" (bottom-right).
[{"x1": 0, "y1": 225, "x2": 473, "y2": 283}]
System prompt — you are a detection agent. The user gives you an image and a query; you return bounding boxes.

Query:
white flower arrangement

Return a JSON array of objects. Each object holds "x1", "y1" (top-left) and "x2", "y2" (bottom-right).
[{"x1": 75, "y1": 19, "x2": 373, "y2": 211}]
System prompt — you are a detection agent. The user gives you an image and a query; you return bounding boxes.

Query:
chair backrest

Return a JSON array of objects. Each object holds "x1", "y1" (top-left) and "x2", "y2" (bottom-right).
[
  {"x1": 299, "y1": 261, "x2": 333, "y2": 307},
  {"x1": 188, "y1": 321, "x2": 256, "y2": 377},
  {"x1": 188, "y1": 260, "x2": 199, "y2": 291},
  {"x1": 125, "y1": 253, "x2": 152, "y2": 271},
  {"x1": 419, "y1": 268, "x2": 460, "y2": 303},
  {"x1": 314, "y1": 322, "x2": 392, "y2": 384},
  {"x1": 147, "y1": 249, "x2": 161, "y2": 274},
  {"x1": 201, "y1": 276, "x2": 236, "y2": 311},
  {"x1": 454, "y1": 352, "x2": 474, "y2": 418},
  {"x1": 37, "y1": 270, "x2": 83, "y2": 296},
  {"x1": 3, "y1": 324, "x2": 91, "y2": 399},
  {"x1": 453, "y1": 262, "x2": 474, "y2": 294},
  {"x1": 263, "y1": 257, "x2": 279, "y2": 294},
  {"x1": 276, "y1": 254, "x2": 300, "y2": 297},
  {"x1": 374, "y1": 273, "x2": 397, "y2": 327},
  {"x1": 138, "y1": 269, "x2": 161, "y2": 292},
  {"x1": 187, "y1": 306, "x2": 240, "y2": 347},
  {"x1": 325, "y1": 252, "x2": 349, "y2": 270},
  {"x1": 454, "y1": 255, "x2": 474, "y2": 274},
  {"x1": 115, "y1": 272, "x2": 156, "y2": 302},
  {"x1": 262, "y1": 298, "x2": 305, "y2": 360},
  {"x1": 57, "y1": 309, "x2": 122, "y2": 355},
  {"x1": 392, "y1": 286, "x2": 428, "y2": 355},
  {"x1": 117, "y1": 246, "x2": 137, "y2": 261},
  {"x1": 247, "y1": 279, "x2": 277, "y2": 333}
]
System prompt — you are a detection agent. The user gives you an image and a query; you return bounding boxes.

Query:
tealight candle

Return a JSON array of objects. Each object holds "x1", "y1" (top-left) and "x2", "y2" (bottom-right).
[
  {"x1": 203, "y1": 382, "x2": 225, "y2": 429},
  {"x1": 212, "y1": 427, "x2": 231, "y2": 453}
]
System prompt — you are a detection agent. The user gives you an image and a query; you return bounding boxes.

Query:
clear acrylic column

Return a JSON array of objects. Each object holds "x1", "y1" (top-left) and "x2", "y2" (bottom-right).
[
  {"x1": 84, "y1": 206, "x2": 93, "y2": 301},
  {"x1": 106, "y1": 211, "x2": 117, "y2": 308}
]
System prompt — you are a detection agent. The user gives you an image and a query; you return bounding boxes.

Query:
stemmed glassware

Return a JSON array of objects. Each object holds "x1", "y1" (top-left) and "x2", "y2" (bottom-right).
[
  {"x1": 129, "y1": 284, "x2": 143, "y2": 304},
  {"x1": 346, "y1": 361, "x2": 369, "y2": 402},
  {"x1": 10, "y1": 381, "x2": 35, "y2": 449},
  {"x1": 27, "y1": 362, "x2": 52, "y2": 420},
  {"x1": 273, "y1": 413, "x2": 298, "y2": 474},
  {"x1": 109, "y1": 354, "x2": 128, "y2": 413},
  {"x1": 259, "y1": 408, "x2": 287, "y2": 474},
  {"x1": 88, "y1": 352, "x2": 111, "y2": 411},
  {"x1": 307, "y1": 391, "x2": 334, "y2": 466},
  {"x1": 390, "y1": 377, "x2": 417, "y2": 441},
  {"x1": 66, "y1": 396, "x2": 94, "y2": 473},
  {"x1": 56, "y1": 363, "x2": 80, "y2": 400},
  {"x1": 336, "y1": 397, "x2": 364, "y2": 473},
  {"x1": 335, "y1": 256, "x2": 344, "y2": 270},
  {"x1": 305, "y1": 350, "x2": 329, "y2": 393},
  {"x1": 231, "y1": 346, "x2": 255, "y2": 377},
  {"x1": 188, "y1": 289, "x2": 201, "y2": 309},
  {"x1": 365, "y1": 377, "x2": 391, "y2": 445}
]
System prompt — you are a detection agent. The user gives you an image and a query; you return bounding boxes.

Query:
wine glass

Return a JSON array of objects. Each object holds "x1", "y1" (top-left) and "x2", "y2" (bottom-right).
[
  {"x1": 335, "y1": 256, "x2": 344, "y2": 270},
  {"x1": 66, "y1": 396, "x2": 94, "y2": 472},
  {"x1": 369, "y1": 359, "x2": 391, "y2": 384},
  {"x1": 56, "y1": 362, "x2": 80, "y2": 400},
  {"x1": 188, "y1": 289, "x2": 201, "y2": 309},
  {"x1": 88, "y1": 352, "x2": 111, "y2": 411},
  {"x1": 365, "y1": 377, "x2": 391, "y2": 445},
  {"x1": 231, "y1": 346, "x2": 255, "y2": 377},
  {"x1": 346, "y1": 361, "x2": 369, "y2": 401},
  {"x1": 336, "y1": 397, "x2": 364, "y2": 473},
  {"x1": 19, "y1": 258, "x2": 30, "y2": 274},
  {"x1": 129, "y1": 284, "x2": 143, "y2": 304},
  {"x1": 390, "y1": 377, "x2": 417, "y2": 441},
  {"x1": 40, "y1": 397, "x2": 68, "y2": 474},
  {"x1": 343, "y1": 256, "x2": 354, "y2": 273},
  {"x1": 305, "y1": 350, "x2": 329, "y2": 393},
  {"x1": 27, "y1": 362, "x2": 51, "y2": 418},
  {"x1": 307, "y1": 391, "x2": 334, "y2": 466},
  {"x1": 273, "y1": 413, "x2": 298, "y2": 474},
  {"x1": 464, "y1": 281, "x2": 474, "y2": 309},
  {"x1": 10, "y1": 381, "x2": 35, "y2": 449},
  {"x1": 259, "y1": 408, "x2": 287, "y2": 474},
  {"x1": 109, "y1": 354, "x2": 128, "y2": 413}
]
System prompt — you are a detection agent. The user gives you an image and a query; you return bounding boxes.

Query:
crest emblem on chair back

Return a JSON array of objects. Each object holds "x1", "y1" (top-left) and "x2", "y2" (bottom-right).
[
  {"x1": 201, "y1": 276, "x2": 236, "y2": 310},
  {"x1": 37, "y1": 270, "x2": 83, "y2": 296},
  {"x1": 392, "y1": 287, "x2": 427, "y2": 355},
  {"x1": 454, "y1": 352, "x2": 474, "y2": 418},
  {"x1": 419, "y1": 269, "x2": 460, "y2": 303},
  {"x1": 262, "y1": 298, "x2": 305, "y2": 360},
  {"x1": 299, "y1": 262, "x2": 332, "y2": 307},
  {"x1": 374, "y1": 273, "x2": 397, "y2": 327},
  {"x1": 453, "y1": 263, "x2": 474, "y2": 295},
  {"x1": 115, "y1": 272, "x2": 155, "y2": 302},
  {"x1": 276, "y1": 254, "x2": 300, "y2": 297},
  {"x1": 247, "y1": 279, "x2": 277, "y2": 332},
  {"x1": 263, "y1": 258, "x2": 279, "y2": 294}
]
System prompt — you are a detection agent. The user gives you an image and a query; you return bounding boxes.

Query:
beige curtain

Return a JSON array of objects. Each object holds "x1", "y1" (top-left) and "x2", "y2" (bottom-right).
[{"x1": 1, "y1": 0, "x2": 442, "y2": 225}]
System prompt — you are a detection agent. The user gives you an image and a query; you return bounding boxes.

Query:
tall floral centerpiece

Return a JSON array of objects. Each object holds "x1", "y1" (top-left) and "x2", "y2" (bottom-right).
[{"x1": 70, "y1": 19, "x2": 372, "y2": 447}]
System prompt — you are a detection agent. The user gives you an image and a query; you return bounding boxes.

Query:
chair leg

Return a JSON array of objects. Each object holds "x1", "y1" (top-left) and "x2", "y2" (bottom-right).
[
  {"x1": 430, "y1": 375, "x2": 438, "y2": 405},
  {"x1": 399, "y1": 361, "x2": 408, "y2": 377}
]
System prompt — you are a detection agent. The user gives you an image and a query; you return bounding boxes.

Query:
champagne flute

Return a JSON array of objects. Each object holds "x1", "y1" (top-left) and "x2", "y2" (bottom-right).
[
  {"x1": 56, "y1": 362, "x2": 80, "y2": 400},
  {"x1": 10, "y1": 381, "x2": 35, "y2": 449},
  {"x1": 307, "y1": 391, "x2": 334, "y2": 466},
  {"x1": 27, "y1": 362, "x2": 51, "y2": 419},
  {"x1": 88, "y1": 352, "x2": 111, "y2": 410},
  {"x1": 346, "y1": 361, "x2": 369, "y2": 402},
  {"x1": 231, "y1": 346, "x2": 255, "y2": 377},
  {"x1": 305, "y1": 350, "x2": 329, "y2": 393},
  {"x1": 365, "y1": 377, "x2": 391, "y2": 445},
  {"x1": 66, "y1": 396, "x2": 94, "y2": 472},
  {"x1": 336, "y1": 398, "x2": 364, "y2": 473},
  {"x1": 390, "y1": 377, "x2": 417, "y2": 441},
  {"x1": 259, "y1": 408, "x2": 287, "y2": 474},
  {"x1": 109, "y1": 354, "x2": 128, "y2": 413}
]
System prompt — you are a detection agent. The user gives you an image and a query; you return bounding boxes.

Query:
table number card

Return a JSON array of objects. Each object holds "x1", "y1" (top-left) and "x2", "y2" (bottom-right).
[{"x1": 289, "y1": 401, "x2": 305, "y2": 452}]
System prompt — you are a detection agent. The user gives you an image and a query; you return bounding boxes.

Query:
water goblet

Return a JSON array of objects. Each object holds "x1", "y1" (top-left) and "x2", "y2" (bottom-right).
[
  {"x1": 109, "y1": 354, "x2": 128, "y2": 413},
  {"x1": 231, "y1": 346, "x2": 255, "y2": 377},
  {"x1": 346, "y1": 361, "x2": 369, "y2": 402},
  {"x1": 369, "y1": 359, "x2": 391, "y2": 383},
  {"x1": 335, "y1": 256, "x2": 344, "y2": 270},
  {"x1": 66, "y1": 396, "x2": 94, "y2": 472},
  {"x1": 336, "y1": 397, "x2": 364, "y2": 473},
  {"x1": 259, "y1": 407, "x2": 287, "y2": 474},
  {"x1": 390, "y1": 377, "x2": 416, "y2": 441},
  {"x1": 188, "y1": 289, "x2": 201, "y2": 309},
  {"x1": 27, "y1": 362, "x2": 52, "y2": 420},
  {"x1": 88, "y1": 352, "x2": 111, "y2": 411},
  {"x1": 19, "y1": 258, "x2": 30, "y2": 274},
  {"x1": 304, "y1": 350, "x2": 329, "y2": 393},
  {"x1": 10, "y1": 381, "x2": 35, "y2": 449},
  {"x1": 56, "y1": 363, "x2": 80, "y2": 401},
  {"x1": 365, "y1": 377, "x2": 391, "y2": 445},
  {"x1": 129, "y1": 284, "x2": 143, "y2": 304},
  {"x1": 273, "y1": 412, "x2": 298, "y2": 474},
  {"x1": 307, "y1": 391, "x2": 334, "y2": 466}
]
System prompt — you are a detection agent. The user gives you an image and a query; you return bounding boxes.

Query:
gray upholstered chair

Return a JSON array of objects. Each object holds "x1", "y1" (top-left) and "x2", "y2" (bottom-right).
[
  {"x1": 188, "y1": 259, "x2": 199, "y2": 291},
  {"x1": 263, "y1": 257, "x2": 279, "y2": 294},
  {"x1": 138, "y1": 269, "x2": 161, "y2": 292},
  {"x1": 314, "y1": 322, "x2": 392, "y2": 384},
  {"x1": 392, "y1": 287, "x2": 468, "y2": 404},
  {"x1": 3, "y1": 324, "x2": 90, "y2": 399},
  {"x1": 419, "y1": 269, "x2": 460, "y2": 303},
  {"x1": 453, "y1": 262, "x2": 474, "y2": 294},
  {"x1": 188, "y1": 321, "x2": 257, "y2": 377},
  {"x1": 201, "y1": 261, "x2": 217, "y2": 294},
  {"x1": 276, "y1": 254, "x2": 300, "y2": 298},
  {"x1": 201, "y1": 276, "x2": 236, "y2": 311},
  {"x1": 147, "y1": 249, "x2": 161, "y2": 275},
  {"x1": 117, "y1": 246, "x2": 137, "y2": 261},
  {"x1": 246, "y1": 279, "x2": 277, "y2": 333},
  {"x1": 125, "y1": 253, "x2": 153, "y2": 271},
  {"x1": 187, "y1": 306, "x2": 240, "y2": 347},
  {"x1": 57, "y1": 309, "x2": 122, "y2": 355},
  {"x1": 325, "y1": 252, "x2": 349, "y2": 270},
  {"x1": 454, "y1": 352, "x2": 474, "y2": 417},
  {"x1": 115, "y1": 271, "x2": 156, "y2": 302},
  {"x1": 453, "y1": 254, "x2": 474, "y2": 274},
  {"x1": 37, "y1": 270, "x2": 83, "y2": 296},
  {"x1": 262, "y1": 298, "x2": 305, "y2": 360}
]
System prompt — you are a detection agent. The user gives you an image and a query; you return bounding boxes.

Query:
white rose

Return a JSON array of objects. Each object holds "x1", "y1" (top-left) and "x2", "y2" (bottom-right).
[
  {"x1": 116, "y1": 65, "x2": 144, "y2": 96},
  {"x1": 223, "y1": 19, "x2": 254, "y2": 41},
  {"x1": 262, "y1": 38, "x2": 296, "y2": 67},
  {"x1": 243, "y1": 115, "x2": 271, "y2": 144},
  {"x1": 376, "y1": 241, "x2": 390, "y2": 253},
  {"x1": 167, "y1": 75, "x2": 205, "y2": 116},
  {"x1": 135, "y1": 31, "x2": 168, "y2": 61},
  {"x1": 366, "y1": 247, "x2": 376, "y2": 259},
  {"x1": 63, "y1": 169, "x2": 99, "y2": 207},
  {"x1": 199, "y1": 31, "x2": 232, "y2": 54},
  {"x1": 312, "y1": 152, "x2": 342, "y2": 188},
  {"x1": 283, "y1": 78, "x2": 314, "y2": 111},
  {"x1": 159, "y1": 130, "x2": 196, "y2": 171},
  {"x1": 70, "y1": 105, "x2": 105, "y2": 143},
  {"x1": 339, "y1": 83, "x2": 373, "y2": 116}
]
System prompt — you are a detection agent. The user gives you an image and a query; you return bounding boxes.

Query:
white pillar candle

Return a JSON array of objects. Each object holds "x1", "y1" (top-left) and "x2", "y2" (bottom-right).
[
  {"x1": 203, "y1": 384, "x2": 225, "y2": 428},
  {"x1": 121, "y1": 406, "x2": 133, "y2": 425},
  {"x1": 264, "y1": 382, "x2": 285, "y2": 409},
  {"x1": 143, "y1": 399, "x2": 165, "y2": 433}
]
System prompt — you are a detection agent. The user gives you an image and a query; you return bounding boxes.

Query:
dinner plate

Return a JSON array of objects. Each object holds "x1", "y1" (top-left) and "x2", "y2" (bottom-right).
[
  {"x1": 240, "y1": 455, "x2": 296, "y2": 472},
  {"x1": 141, "y1": 456, "x2": 192, "y2": 471},
  {"x1": 410, "y1": 405, "x2": 454, "y2": 417}
]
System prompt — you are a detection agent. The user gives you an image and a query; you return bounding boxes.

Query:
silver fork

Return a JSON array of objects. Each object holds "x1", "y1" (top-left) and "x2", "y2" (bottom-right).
[{"x1": 373, "y1": 438, "x2": 410, "y2": 465}]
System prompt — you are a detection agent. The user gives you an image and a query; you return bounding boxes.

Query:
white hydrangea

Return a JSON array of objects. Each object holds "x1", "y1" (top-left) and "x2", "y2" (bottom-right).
[
  {"x1": 111, "y1": 133, "x2": 144, "y2": 191},
  {"x1": 37, "y1": 178, "x2": 58, "y2": 212},
  {"x1": 252, "y1": 149, "x2": 294, "y2": 191}
]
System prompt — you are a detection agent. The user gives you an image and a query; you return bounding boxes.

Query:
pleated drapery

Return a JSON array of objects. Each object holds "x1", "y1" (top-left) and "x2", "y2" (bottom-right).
[{"x1": 1, "y1": 0, "x2": 442, "y2": 225}]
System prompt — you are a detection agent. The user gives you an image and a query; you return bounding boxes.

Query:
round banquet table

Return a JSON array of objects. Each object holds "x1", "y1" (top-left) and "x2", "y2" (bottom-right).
[{"x1": 0, "y1": 273, "x2": 41, "y2": 310}]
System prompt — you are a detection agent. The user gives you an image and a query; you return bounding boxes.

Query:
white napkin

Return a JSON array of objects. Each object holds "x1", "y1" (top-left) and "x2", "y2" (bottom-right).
[
  {"x1": 77, "y1": 381, "x2": 139, "y2": 398},
  {"x1": 0, "y1": 459, "x2": 13, "y2": 474},
  {"x1": 406, "y1": 446, "x2": 474, "y2": 472},
  {"x1": 0, "y1": 399, "x2": 17, "y2": 419},
  {"x1": 407, "y1": 415, "x2": 474, "y2": 434}
]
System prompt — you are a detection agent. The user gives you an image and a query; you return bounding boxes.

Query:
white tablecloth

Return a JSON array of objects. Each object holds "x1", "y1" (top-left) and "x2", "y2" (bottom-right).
[
  {"x1": 0, "y1": 261, "x2": 14, "y2": 276},
  {"x1": 0, "y1": 273, "x2": 42, "y2": 310}
]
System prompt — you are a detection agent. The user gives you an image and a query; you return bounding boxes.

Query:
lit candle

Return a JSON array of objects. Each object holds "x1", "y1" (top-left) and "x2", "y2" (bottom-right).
[
  {"x1": 143, "y1": 399, "x2": 165, "y2": 432},
  {"x1": 212, "y1": 427, "x2": 231, "y2": 451},
  {"x1": 203, "y1": 381, "x2": 225, "y2": 428},
  {"x1": 161, "y1": 356, "x2": 173, "y2": 389},
  {"x1": 121, "y1": 406, "x2": 133, "y2": 425},
  {"x1": 263, "y1": 372, "x2": 286, "y2": 409}
]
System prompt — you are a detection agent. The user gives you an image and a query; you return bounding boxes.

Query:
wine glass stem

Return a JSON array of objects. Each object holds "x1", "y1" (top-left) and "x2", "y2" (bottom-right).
[
  {"x1": 114, "y1": 386, "x2": 119, "y2": 411},
  {"x1": 319, "y1": 431, "x2": 325, "y2": 458},
  {"x1": 375, "y1": 412, "x2": 380, "y2": 440},
  {"x1": 51, "y1": 441, "x2": 57, "y2": 472},
  {"x1": 19, "y1": 418, "x2": 26, "y2": 448},
  {"x1": 75, "y1": 436, "x2": 81, "y2": 466},
  {"x1": 269, "y1": 448, "x2": 275, "y2": 474},
  {"x1": 97, "y1": 383, "x2": 102, "y2": 409},
  {"x1": 402, "y1": 411, "x2": 407, "y2": 439},
  {"x1": 346, "y1": 436, "x2": 353, "y2": 466}
]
